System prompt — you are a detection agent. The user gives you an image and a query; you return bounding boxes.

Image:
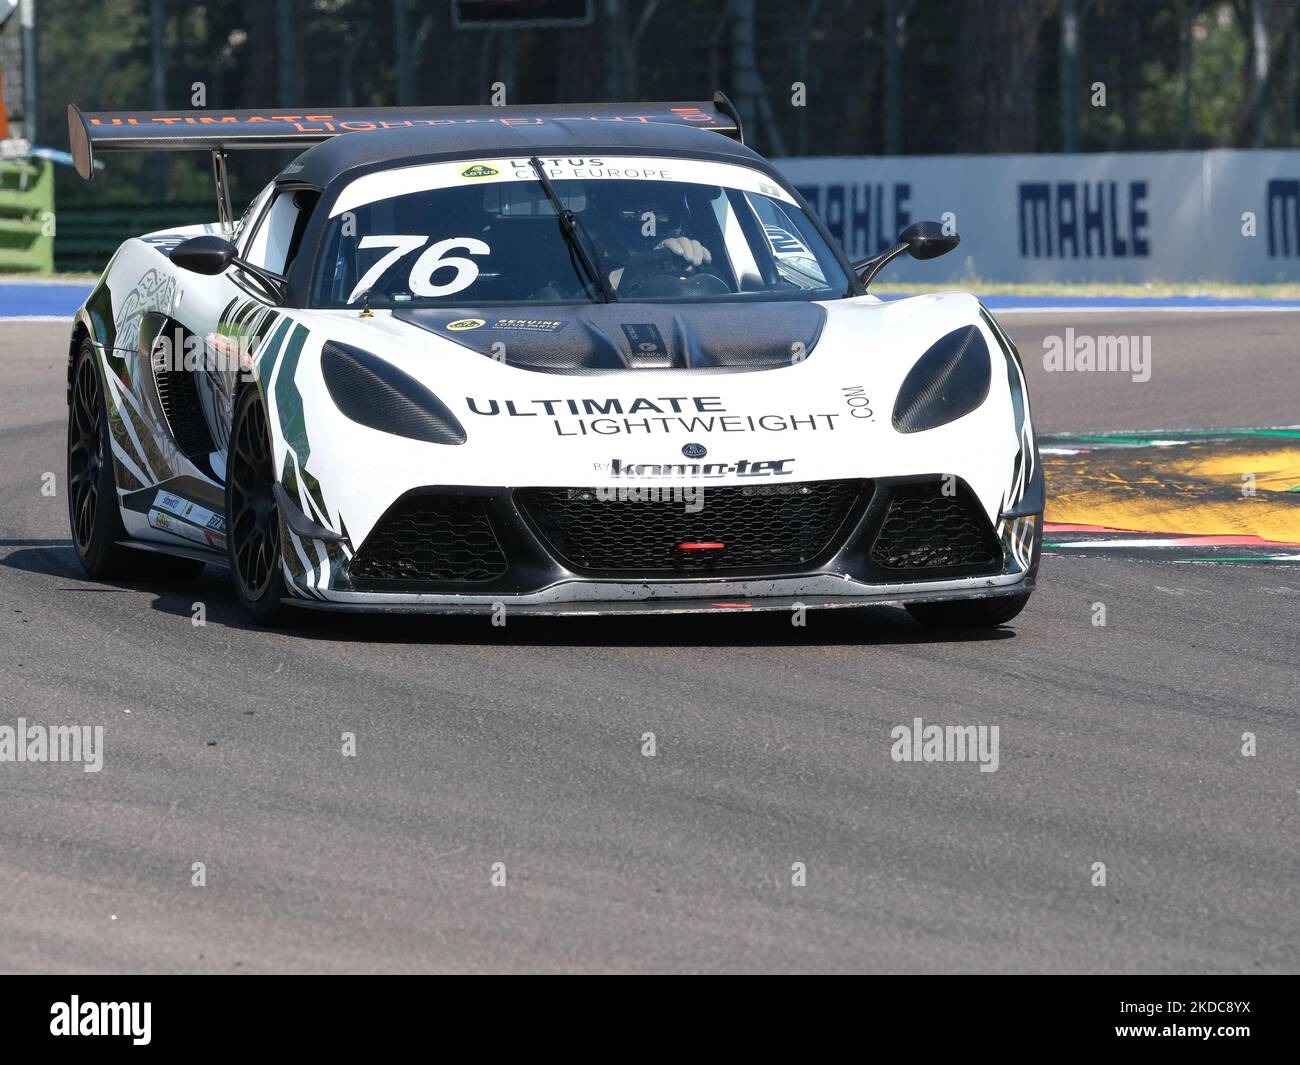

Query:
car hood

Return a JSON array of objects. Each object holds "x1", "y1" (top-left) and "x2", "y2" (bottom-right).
[
  {"x1": 282, "y1": 291, "x2": 1009, "y2": 488},
  {"x1": 390, "y1": 301, "x2": 826, "y2": 372}
]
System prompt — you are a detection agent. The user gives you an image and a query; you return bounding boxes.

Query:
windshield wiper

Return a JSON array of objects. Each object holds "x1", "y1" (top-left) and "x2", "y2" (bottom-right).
[{"x1": 529, "y1": 156, "x2": 617, "y2": 303}]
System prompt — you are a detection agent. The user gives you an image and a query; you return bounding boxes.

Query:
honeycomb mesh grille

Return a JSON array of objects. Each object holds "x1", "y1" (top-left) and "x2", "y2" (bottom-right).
[
  {"x1": 870, "y1": 482, "x2": 1002, "y2": 571},
  {"x1": 151, "y1": 362, "x2": 215, "y2": 459},
  {"x1": 517, "y1": 480, "x2": 866, "y2": 572},
  {"x1": 349, "y1": 495, "x2": 507, "y2": 584}
]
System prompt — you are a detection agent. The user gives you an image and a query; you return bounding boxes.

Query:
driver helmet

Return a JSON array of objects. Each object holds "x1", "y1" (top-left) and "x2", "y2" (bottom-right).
[{"x1": 590, "y1": 182, "x2": 693, "y2": 252}]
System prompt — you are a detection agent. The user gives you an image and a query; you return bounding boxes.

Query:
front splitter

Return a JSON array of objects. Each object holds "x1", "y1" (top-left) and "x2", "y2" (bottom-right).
[{"x1": 282, "y1": 576, "x2": 1034, "y2": 616}]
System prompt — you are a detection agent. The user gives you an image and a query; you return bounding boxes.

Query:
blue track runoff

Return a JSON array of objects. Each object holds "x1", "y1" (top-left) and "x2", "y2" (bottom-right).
[
  {"x1": 2, "y1": 281, "x2": 1300, "y2": 319},
  {"x1": 0, "y1": 282, "x2": 93, "y2": 318}
]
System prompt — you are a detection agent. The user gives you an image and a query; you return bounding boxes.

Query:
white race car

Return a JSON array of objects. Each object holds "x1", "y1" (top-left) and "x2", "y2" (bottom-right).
[{"x1": 65, "y1": 95, "x2": 1041, "y2": 627}]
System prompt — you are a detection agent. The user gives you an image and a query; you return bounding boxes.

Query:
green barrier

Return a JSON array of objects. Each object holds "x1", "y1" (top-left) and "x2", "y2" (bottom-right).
[
  {"x1": 0, "y1": 158, "x2": 55, "y2": 274},
  {"x1": 53, "y1": 202, "x2": 238, "y2": 273}
]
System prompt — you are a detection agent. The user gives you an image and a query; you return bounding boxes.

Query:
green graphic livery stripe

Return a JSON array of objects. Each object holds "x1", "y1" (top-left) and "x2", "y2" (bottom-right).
[
  {"x1": 273, "y1": 325, "x2": 310, "y2": 464},
  {"x1": 271, "y1": 325, "x2": 330, "y2": 521}
]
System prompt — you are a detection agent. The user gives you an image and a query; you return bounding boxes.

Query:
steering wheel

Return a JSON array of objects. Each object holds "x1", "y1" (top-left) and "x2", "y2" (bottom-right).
[{"x1": 617, "y1": 246, "x2": 730, "y2": 297}]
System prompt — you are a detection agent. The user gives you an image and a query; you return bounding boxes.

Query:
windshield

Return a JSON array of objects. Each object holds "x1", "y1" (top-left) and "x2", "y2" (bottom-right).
[{"x1": 310, "y1": 156, "x2": 851, "y2": 307}]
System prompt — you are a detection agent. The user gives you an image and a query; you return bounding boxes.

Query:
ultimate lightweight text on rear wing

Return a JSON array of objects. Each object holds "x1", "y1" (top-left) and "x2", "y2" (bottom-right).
[{"x1": 66, "y1": 95, "x2": 744, "y2": 227}]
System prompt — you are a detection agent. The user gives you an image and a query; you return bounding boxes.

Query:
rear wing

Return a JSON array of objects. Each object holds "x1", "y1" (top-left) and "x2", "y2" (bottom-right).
[{"x1": 68, "y1": 94, "x2": 743, "y2": 226}]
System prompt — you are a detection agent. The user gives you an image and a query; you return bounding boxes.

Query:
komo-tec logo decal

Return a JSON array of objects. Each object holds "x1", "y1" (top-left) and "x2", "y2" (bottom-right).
[
  {"x1": 609, "y1": 457, "x2": 793, "y2": 478},
  {"x1": 446, "y1": 318, "x2": 486, "y2": 331},
  {"x1": 460, "y1": 164, "x2": 499, "y2": 178}
]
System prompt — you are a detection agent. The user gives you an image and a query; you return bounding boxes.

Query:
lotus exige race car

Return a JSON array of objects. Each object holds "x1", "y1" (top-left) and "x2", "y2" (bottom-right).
[{"x1": 64, "y1": 95, "x2": 1041, "y2": 628}]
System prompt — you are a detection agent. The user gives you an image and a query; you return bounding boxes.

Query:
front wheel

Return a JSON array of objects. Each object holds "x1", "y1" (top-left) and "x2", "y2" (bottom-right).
[
  {"x1": 905, "y1": 592, "x2": 1031, "y2": 630},
  {"x1": 226, "y1": 387, "x2": 290, "y2": 627}
]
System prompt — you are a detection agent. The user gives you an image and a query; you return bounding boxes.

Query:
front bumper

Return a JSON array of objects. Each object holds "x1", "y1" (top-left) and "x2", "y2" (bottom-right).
[{"x1": 281, "y1": 474, "x2": 1041, "y2": 615}]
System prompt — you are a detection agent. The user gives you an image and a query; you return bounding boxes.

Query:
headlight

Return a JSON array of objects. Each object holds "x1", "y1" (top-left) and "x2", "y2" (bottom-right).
[
  {"x1": 321, "y1": 341, "x2": 466, "y2": 445},
  {"x1": 891, "y1": 324, "x2": 991, "y2": 433}
]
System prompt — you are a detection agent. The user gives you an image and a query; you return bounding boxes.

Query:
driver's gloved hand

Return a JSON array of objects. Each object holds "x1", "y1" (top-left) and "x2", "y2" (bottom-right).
[{"x1": 653, "y1": 237, "x2": 712, "y2": 269}]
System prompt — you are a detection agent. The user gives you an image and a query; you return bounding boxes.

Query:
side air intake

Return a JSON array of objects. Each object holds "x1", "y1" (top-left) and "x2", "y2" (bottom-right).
[{"x1": 149, "y1": 334, "x2": 216, "y2": 460}]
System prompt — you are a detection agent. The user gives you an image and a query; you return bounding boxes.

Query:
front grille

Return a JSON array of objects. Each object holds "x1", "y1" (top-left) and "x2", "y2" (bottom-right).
[
  {"x1": 869, "y1": 481, "x2": 1002, "y2": 571},
  {"x1": 517, "y1": 479, "x2": 866, "y2": 572},
  {"x1": 349, "y1": 495, "x2": 507, "y2": 584}
]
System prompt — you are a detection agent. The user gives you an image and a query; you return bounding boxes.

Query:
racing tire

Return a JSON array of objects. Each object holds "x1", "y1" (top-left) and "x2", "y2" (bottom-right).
[
  {"x1": 905, "y1": 592, "x2": 1031, "y2": 630},
  {"x1": 67, "y1": 340, "x2": 204, "y2": 581},
  {"x1": 226, "y1": 386, "x2": 291, "y2": 627}
]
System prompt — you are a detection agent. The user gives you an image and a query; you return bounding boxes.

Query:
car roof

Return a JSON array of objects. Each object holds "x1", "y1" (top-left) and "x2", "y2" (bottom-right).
[{"x1": 278, "y1": 119, "x2": 768, "y2": 189}]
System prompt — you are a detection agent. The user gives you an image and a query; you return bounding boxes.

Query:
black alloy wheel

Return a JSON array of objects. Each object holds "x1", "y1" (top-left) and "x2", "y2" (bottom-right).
[
  {"x1": 67, "y1": 340, "x2": 203, "y2": 580},
  {"x1": 226, "y1": 386, "x2": 289, "y2": 625}
]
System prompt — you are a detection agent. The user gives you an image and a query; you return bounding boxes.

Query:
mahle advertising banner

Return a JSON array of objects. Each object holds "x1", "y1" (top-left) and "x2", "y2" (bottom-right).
[{"x1": 777, "y1": 149, "x2": 1300, "y2": 284}]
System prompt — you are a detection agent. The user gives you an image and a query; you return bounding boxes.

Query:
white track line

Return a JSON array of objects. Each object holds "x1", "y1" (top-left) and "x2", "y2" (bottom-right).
[{"x1": 995, "y1": 305, "x2": 1300, "y2": 314}]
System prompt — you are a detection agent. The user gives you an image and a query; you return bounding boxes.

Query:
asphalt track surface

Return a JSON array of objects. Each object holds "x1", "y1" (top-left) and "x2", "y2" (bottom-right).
[{"x1": 1, "y1": 313, "x2": 1296, "y2": 974}]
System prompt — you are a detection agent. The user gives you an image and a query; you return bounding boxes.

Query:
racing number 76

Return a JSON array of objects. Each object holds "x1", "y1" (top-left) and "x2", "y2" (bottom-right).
[{"x1": 348, "y1": 235, "x2": 490, "y2": 302}]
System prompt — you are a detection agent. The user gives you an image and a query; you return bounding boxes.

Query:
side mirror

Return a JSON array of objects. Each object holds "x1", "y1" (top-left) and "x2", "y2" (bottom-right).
[
  {"x1": 170, "y1": 235, "x2": 236, "y2": 275},
  {"x1": 854, "y1": 220, "x2": 961, "y2": 287},
  {"x1": 171, "y1": 234, "x2": 287, "y2": 302},
  {"x1": 900, "y1": 220, "x2": 960, "y2": 260}
]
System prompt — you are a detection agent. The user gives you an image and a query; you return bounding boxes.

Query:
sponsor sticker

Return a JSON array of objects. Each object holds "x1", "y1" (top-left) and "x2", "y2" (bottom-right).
[
  {"x1": 621, "y1": 323, "x2": 669, "y2": 361},
  {"x1": 490, "y1": 318, "x2": 566, "y2": 333},
  {"x1": 446, "y1": 318, "x2": 486, "y2": 331},
  {"x1": 153, "y1": 490, "x2": 226, "y2": 533},
  {"x1": 331, "y1": 155, "x2": 798, "y2": 217},
  {"x1": 156, "y1": 492, "x2": 186, "y2": 515},
  {"x1": 463, "y1": 394, "x2": 842, "y2": 436},
  {"x1": 149, "y1": 509, "x2": 215, "y2": 548},
  {"x1": 608, "y1": 457, "x2": 794, "y2": 478}
]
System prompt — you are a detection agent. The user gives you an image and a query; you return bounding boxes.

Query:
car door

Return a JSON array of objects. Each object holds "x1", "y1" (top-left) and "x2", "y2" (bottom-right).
[{"x1": 199, "y1": 185, "x2": 319, "y2": 481}]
